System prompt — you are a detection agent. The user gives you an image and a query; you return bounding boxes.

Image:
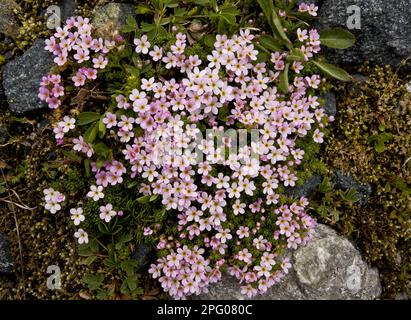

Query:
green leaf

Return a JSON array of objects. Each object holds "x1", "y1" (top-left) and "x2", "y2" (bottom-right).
[
  {"x1": 219, "y1": 5, "x2": 239, "y2": 25},
  {"x1": 318, "y1": 176, "x2": 334, "y2": 193},
  {"x1": 81, "y1": 255, "x2": 97, "y2": 266},
  {"x1": 126, "y1": 277, "x2": 138, "y2": 291},
  {"x1": 122, "y1": 24, "x2": 137, "y2": 33},
  {"x1": 136, "y1": 4, "x2": 153, "y2": 14},
  {"x1": 258, "y1": 34, "x2": 282, "y2": 52},
  {"x1": 137, "y1": 195, "x2": 151, "y2": 204},
  {"x1": 120, "y1": 260, "x2": 139, "y2": 276},
  {"x1": 115, "y1": 234, "x2": 134, "y2": 250},
  {"x1": 98, "y1": 118, "x2": 106, "y2": 139},
  {"x1": 368, "y1": 132, "x2": 393, "y2": 153},
  {"x1": 126, "y1": 15, "x2": 138, "y2": 28},
  {"x1": 164, "y1": 0, "x2": 179, "y2": 8},
  {"x1": 82, "y1": 273, "x2": 104, "y2": 291},
  {"x1": 141, "y1": 22, "x2": 157, "y2": 40},
  {"x1": 93, "y1": 142, "x2": 110, "y2": 159},
  {"x1": 312, "y1": 60, "x2": 351, "y2": 82},
  {"x1": 77, "y1": 112, "x2": 101, "y2": 126},
  {"x1": 126, "y1": 65, "x2": 141, "y2": 77},
  {"x1": 62, "y1": 150, "x2": 82, "y2": 162},
  {"x1": 194, "y1": 0, "x2": 210, "y2": 5},
  {"x1": 257, "y1": 0, "x2": 275, "y2": 31},
  {"x1": 256, "y1": 50, "x2": 270, "y2": 63},
  {"x1": 319, "y1": 28, "x2": 356, "y2": 49},
  {"x1": 217, "y1": 105, "x2": 229, "y2": 121},
  {"x1": 395, "y1": 179, "x2": 411, "y2": 194},
  {"x1": 278, "y1": 63, "x2": 290, "y2": 93},
  {"x1": 286, "y1": 48, "x2": 305, "y2": 62},
  {"x1": 203, "y1": 34, "x2": 216, "y2": 48},
  {"x1": 78, "y1": 238, "x2": 99, "y2": 257},
  {"x1": 340, "y1": 188, "x2": 359, "y2": 202},
  {"x1": 95, "y1": 289, "x2": 112, "y2": 300},
  {"x1": 271, "y1": 9, "x2": 292, "y2": 47},
  {"x1": 84, "y1": 122, "x2": 99, "y2": 144},
  {"x1": 97, "y1": 221, "x2": 111, "y2": 235},
  {"x1": 84, "y1": 158, "x2": 91, "y2": 177},
  {"x1": 374, "y1": 141, "x2": 386, "y2": 153}
]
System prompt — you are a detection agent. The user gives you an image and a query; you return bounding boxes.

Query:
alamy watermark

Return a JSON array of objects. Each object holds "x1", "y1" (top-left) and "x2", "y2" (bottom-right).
[
  {"x1": 347, "y1": 5, "x2": 361, "y2": 30},
  {"x1": 46, "y1": 265, "x2": 62, "y2": 290},
  {"x1": 46, "y1": 5, "x2": 61, "y2": 30}
]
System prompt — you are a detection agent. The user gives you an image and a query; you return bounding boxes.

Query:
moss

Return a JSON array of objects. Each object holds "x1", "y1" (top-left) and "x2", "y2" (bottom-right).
[{"x1": 317, "y1": 64, "x2": 411, "y2": 299}]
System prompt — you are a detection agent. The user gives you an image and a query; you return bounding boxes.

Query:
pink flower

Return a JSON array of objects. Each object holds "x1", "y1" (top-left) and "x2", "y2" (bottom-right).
[
  {"x1": 46, "y1": 96, "x2": 61, "y2": 109},
  {"x1": 116, "y1": 94, "x2": 130, "y2": 109},
  {"x1": 99, "y1": 203, "x2": 117, "y2": 222},
  {"x1": 149, "y1": 45, "x2": 163, "y2": 61},
  {"x1": 73, "y1": 49, "x2": 89, "y2": 63},
  {"x1": 102, "y1": 112, "x2": 117, "y2": 129},
  {"x1": 118, "y1": 115, "x2": 135, "y2": 131},
  {"x1": 313, "y1": 128, "x2": 324, "y2": 143},
  {"x1": 92, "y1": 55, "x2": 108, "y2": 69},
  {"x1": 72, "y1": 72, "x2": 86, "y2": 87},
  {"x1": 144, "y1": 227, "x2": 153, "y2": 236},
  {"x1": 240, "y1": 284, "x2": 257, "y2": 298},
  {"x1": 236, "y1": 226, "x2": 250, "y2": 239}
]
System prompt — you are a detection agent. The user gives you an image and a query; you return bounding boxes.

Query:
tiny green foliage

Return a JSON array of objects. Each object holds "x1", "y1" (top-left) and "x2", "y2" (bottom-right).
[{"x1": 320, "y1": 64, "x2": 411, "y2": 298}]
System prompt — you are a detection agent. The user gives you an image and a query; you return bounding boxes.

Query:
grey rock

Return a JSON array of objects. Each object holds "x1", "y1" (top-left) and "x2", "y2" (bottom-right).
[
  {"x1": 293, "y1": 225, "x2": 381, "y2": 299},
  {"x1": 0, "y1": 0, "x2": 21, "y2": 39},
  {"x1": 0, "y1": 233, "x2": 14, "y2": 274},
  {"x1": 197, "y1": 224, "x2": 381, "y2": 300},
  {"x1": 132, "y1": 244, "x2": 153, "y2": 272},
  {"x1": 316, "y1": 0, "x2": 411, "y2": 70},
  {"x1": 322, "y1": 91, "x2": 336, "y2": 117},
  {"x1": 92, "y1": 3, "x2": 135, "y2": 34},
  {"x1": 59, "y1": 0, "x2": 76, "y2": 22},
  {"x1": 333, "y1": 170, "x2": 372, "y2": 204},
  {"x1": 285, "y1": 174, "x2": 322, "y2": 198},
  {"x1": 3, "y1": 39, "x2": 54, "y2": 115}
]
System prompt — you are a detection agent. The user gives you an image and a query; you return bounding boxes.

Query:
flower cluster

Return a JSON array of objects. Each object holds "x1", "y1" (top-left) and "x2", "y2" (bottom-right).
[
  {"x1": 38, "y1": 16, "x2": 119, "y2": 110},
  {"x1": 42, "y1": 5, "x2": 331, "y2": 299},
  {"x1": 101, "y1": 30, "x2": 325, "y2": 298},
  {"x1": 43, "y1": 188, "x2": 65, "y2": 214},
  {"x1": 39, "y1": 74, "x2": 64, "y2": 109},
  {"x1": 298, "y1": 2, "x2": 319, "y2": 16},
  {"x1": 53, "y1": 116, "x2": 76, "y2": 144},
  {"x1": 149, "y1": 245, "x2": 223, "y2": 297},
  {"x1": 93, "y1": 160, "x2": 126, "y2": 188}
]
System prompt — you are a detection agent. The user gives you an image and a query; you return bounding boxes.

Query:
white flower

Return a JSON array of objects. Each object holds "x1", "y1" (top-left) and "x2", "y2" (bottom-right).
[
  {"x1": 134, "y1": 35, "x2": 150, "y2": 54},
  {"x1": 215, "y1": 228, "x2": 232, "y2": 244},
  {"x1": 59, "y1": 116, "x2": 76, "y2": 133},
  {"x1": 45, "y1": 200, "x2": 61, "y2": 214},
  {"x1": 74, "y1": 228, "x2": 89, "y2": 244},
  {"x1": 43, "y1": 188, "x2": 56, "y2": 202},
  {"x1": 70, "y1": 207, "x2": 85, "y2": 226},
  {"x1": 99, "y1": 203, "x2": 116, "y2": 223},
  {"x1": 233, "y1": 200, "x2": 246, "y2": 215},
  {"x1": 87, "y1": 185, "x2": 104, "y2": 201}
]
